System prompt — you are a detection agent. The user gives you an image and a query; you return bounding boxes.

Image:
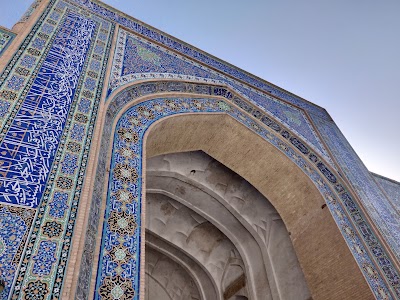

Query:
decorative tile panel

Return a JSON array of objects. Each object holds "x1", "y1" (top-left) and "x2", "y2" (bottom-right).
[
  {"x1": 32, "y1": 240, "x2": 57, "y2": 276},
  {"x1": 0, "y1": 12, "x2": 96, "y2": 208},
  {"x1": 0, "y1": 0, "x2": 398, "y2": 299},
  {"x1": 108, "y1": 29, "x2": 332, "y2": 166},
  {"x1": 0, "y1": 205, "x2": 35, "y2": 299},
  {"x1": 88, "y1": 89, "x2": 398, "y2": 300},
  {"x1": 0, "y1": 0, "x2": 115, "y2": 299},
  {"x1": 0, "y1": 28, "x2": 15, "y2": 56}
]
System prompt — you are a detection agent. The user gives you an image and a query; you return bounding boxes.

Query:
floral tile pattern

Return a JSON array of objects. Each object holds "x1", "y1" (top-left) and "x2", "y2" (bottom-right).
[
  {"x1": 0, "y1": 205, "x2": 35, "y2": 299},
  {"x1": 108, "y1": 30, "x2": 332, "y2": 165}
]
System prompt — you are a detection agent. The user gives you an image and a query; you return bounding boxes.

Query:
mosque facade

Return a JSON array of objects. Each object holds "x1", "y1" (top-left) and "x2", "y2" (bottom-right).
[{"x1": 0, "y1": 0, "x2": 399, "y2": 299}]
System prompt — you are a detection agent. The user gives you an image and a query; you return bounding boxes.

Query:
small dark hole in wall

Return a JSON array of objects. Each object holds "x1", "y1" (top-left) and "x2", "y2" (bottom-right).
[
  {"x1": 0, "y1": 277, "x2": 5, "y2": 293},
  {"x1": 190, "y1": 170, "x2": 196, "y2": 175},
  {"x1": 321, "y1": 204, "x2": 327, "y2": 209},
  {"x1": 288, "y1": 231, "x2": 291, "y2": 236}
]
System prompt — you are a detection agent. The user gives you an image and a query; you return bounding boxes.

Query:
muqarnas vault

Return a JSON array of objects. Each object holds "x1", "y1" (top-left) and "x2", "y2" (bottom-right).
[{"x1": 0, "y1": 0, "x2": 399, "y2": 299}]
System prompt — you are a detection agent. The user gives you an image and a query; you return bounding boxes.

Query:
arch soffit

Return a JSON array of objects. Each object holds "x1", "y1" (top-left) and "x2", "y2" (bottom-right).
[
  {"x1": 146, "y1": 231, "x2": 219, "y2": 300},
  {"x1": 146, "y1": 166, "x2": 311, "y2": 300},
  {"x1": 143, "y1": 115, "x2": 371, "y2": 300},
  {"x1": 146, "y1": 181, "x2": 272, "y2": 300},
  {"x1": 73, "y1": 79, "x2": 391, "y2": 300}
]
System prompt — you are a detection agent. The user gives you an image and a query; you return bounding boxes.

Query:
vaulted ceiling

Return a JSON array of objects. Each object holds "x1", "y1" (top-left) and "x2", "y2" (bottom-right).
[{"x1": 145, "y1": 151, "x2": 311, "y2": 300}]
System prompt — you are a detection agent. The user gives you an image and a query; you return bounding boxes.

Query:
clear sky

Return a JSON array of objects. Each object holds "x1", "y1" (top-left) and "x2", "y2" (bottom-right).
[{"x1": 1, "y1": 0, "x2": 399, "y2": 181}]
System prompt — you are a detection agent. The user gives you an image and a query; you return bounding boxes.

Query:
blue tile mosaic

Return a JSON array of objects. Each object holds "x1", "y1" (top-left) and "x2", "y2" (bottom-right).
[
  {"x1": 77, "y1": 98, "x2": 92, "y2": 113},
  {"x1": 32, "y1": 240, "x2": 57, "y2": 276},
  {"x1": 372, "y1": 173, "x2": 400, "y2": 210},
  {"x1": 93, "y1": 93, "x2": 398, "y2": 300},
  {"x1": 0, "y1": 206, "x2": 34, "y2": 299},
  {"x1": 49, "y1": 192, "x2": 69, "y2": 218},
  {"x1": 70, "y1": 123, "x2": 86, "y2": 142},
  {"x1": 0, "y1": 1, "x2": 115, "y2": 299},
  {"x1": 109, "y1": 30, "x2": 332, "y2": 165},
  {"x1": 0, "y1": 100, "x2": 10, "y2": 118},
  {"x1": 61, "y1": 153, "x2": 79, "y2": 175},
  {"x1": 0, "y1": 0, "x2": 397, "y2": 299},
  {"x1": 70, "y1": 0, "x2": 329, "y2": 120},
  {"x1": 32, "y1": 37, "x2": 46, "y2": 50},
  {"x1": 6, "y1": 75, "x2": 24, "y2": 91},
  {"x1": 20, "y1": 55, "x2": 36, "y2": 68},
  {"x1": 41, "y1": 23, "x2": 55, "y2": 35},
  {"x1": 0, "y1": 12, "x2": 96, "y2": 208},
  {"x1": 312, "y1": 114, "x2": 400, "y2": 262}
]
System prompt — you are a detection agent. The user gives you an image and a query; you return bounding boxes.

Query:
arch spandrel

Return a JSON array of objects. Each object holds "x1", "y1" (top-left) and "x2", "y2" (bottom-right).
[
  {"x1": 108, "y1": 28, "x2": 332, "y2": 165},
  {"x1": 69, "y1": 79, "x2": 396, "y2": 300}
]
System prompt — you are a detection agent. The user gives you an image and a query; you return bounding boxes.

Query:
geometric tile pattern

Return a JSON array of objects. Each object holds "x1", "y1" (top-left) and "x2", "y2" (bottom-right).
[
  {"x1": 0, "y1": 12, "x2": 96, "y2": 208},
  {"x1": 70, "y1": 0, "x2": 329, "y2": 120},
  {"x1": 57, "y1": 11, "x2": 400, "y2": 293},
  {"x1": 108, "y1": 29, "x2": 333, "y2": 165},
  {"x1": 0, "y1": 28, "x2": 15, "y2": 56},
  {"x1": 312, "y1": 114, "x2": 400, "y2": 263},
  {"x1": 0, "y1": 205, "x2": 35, "y2": 299},
  {"x1": 93, "y1": 91, "x2": 398, "y2": 299}
]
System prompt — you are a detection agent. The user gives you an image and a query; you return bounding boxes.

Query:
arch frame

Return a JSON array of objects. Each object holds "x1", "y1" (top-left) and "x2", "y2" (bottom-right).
[{"x1": 67, "y1": 79, "x2": 399, "y2": 300}]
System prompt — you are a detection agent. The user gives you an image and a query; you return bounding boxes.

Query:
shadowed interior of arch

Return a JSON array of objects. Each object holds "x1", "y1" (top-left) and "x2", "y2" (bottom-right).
[{"x1": 144, "y1": 150, "x2": 311, "y2": 300}]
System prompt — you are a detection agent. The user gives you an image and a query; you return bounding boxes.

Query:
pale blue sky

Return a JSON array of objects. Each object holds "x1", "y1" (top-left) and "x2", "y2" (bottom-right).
[{"x1": 1, "y1": 0, "x2": 399, "y2": 181}]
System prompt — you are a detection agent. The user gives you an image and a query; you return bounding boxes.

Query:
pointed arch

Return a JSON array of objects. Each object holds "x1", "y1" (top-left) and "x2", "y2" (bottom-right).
[{"x1": 68, "y1": 79, "x2": 391, "y2": 300}]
